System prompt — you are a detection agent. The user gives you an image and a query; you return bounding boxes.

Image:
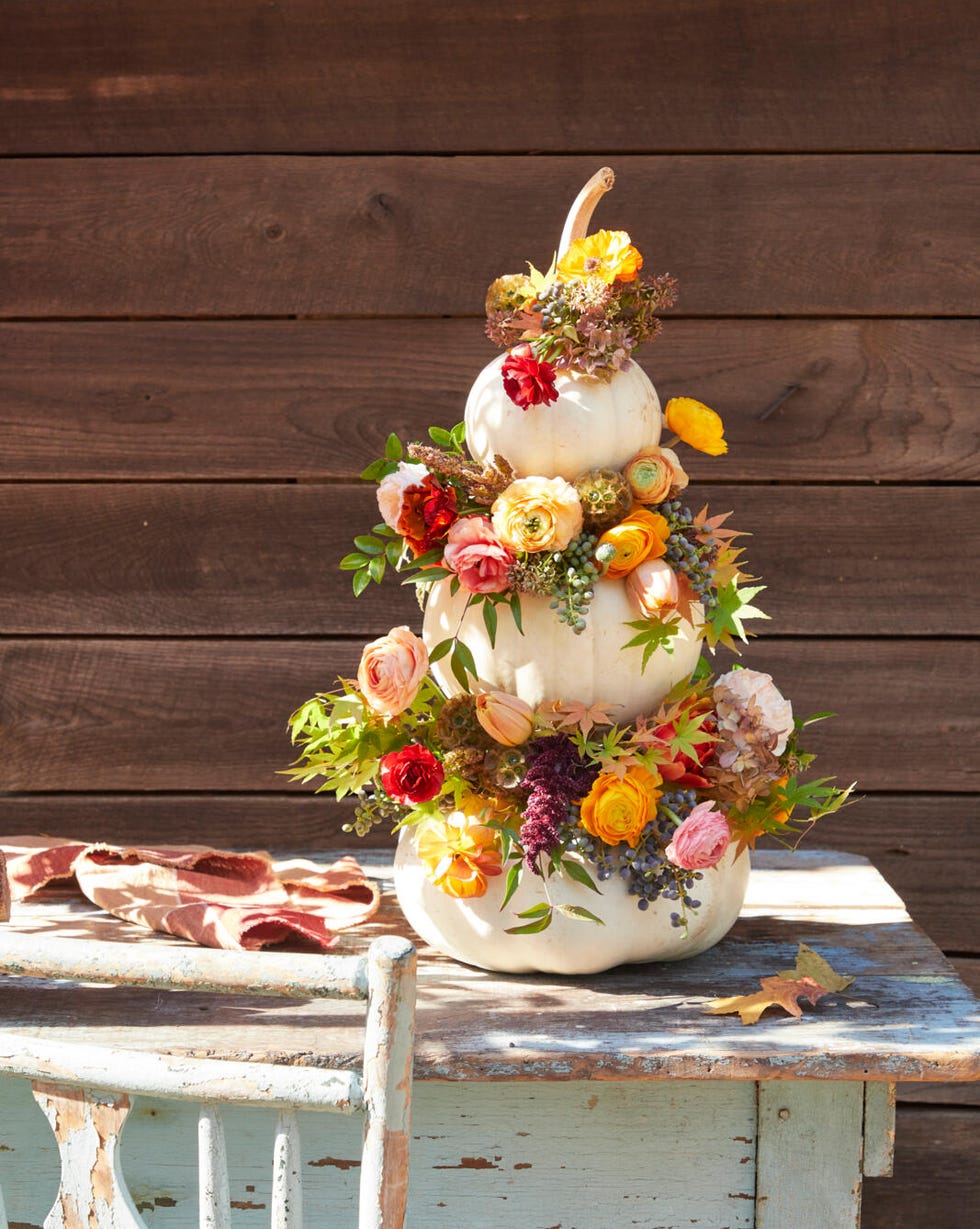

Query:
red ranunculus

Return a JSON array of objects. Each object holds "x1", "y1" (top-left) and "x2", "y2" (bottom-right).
[
  {"x1": 380, "y1": 744, "x2": 445, "y2": 805},
  {"x1": 501, "y1": 344, "x2": 559, "y2": 411},
  {"x1": 656, "y1": 703, "x2": 716, "y2": 790},
  {"x1": 397, "y1": 475, "x2": 458, "y2": 556}
]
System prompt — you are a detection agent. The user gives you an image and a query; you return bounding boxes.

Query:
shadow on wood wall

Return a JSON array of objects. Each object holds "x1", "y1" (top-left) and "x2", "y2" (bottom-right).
[{"x1": 0, "y1": 4, "x2": 977, "y2": 1224}]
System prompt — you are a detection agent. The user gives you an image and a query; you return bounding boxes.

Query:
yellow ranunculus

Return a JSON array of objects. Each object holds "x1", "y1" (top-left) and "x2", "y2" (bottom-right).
[
  {"x1": 556, "y1": 229, "x2": 643, "y2": 285},
  {"x1": 664, "y1": 397, "x2": 728, "y2": 456},
  {"x1": 579, "y1": 767, "x2": 663, "y2": 848},
  {"x1": 598, "y1": 508, "x2": 669, "y2": 578},
  {"x1": 416, "y1": 813, "x2": 504, "y2": 899},
  {"x1": 491, "y1": 476, "x2": 584, "y2": 554}
]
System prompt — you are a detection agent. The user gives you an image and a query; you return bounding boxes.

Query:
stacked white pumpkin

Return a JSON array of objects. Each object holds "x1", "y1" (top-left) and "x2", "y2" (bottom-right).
[{"x1": 393, "y1": 175, "x2": 750, "y2": 973}]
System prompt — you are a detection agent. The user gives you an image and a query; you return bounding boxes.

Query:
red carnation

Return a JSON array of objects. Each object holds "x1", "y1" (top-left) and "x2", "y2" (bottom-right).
[
  {"x1": 501, "y1": 344, "x2": 559, "y2": 411},
  {"x1": 380, "y1": 744, "x2": 445, "y2": 805},
  {"x1": 397, "y1": 475, "x2": 458, "y2": 556}
]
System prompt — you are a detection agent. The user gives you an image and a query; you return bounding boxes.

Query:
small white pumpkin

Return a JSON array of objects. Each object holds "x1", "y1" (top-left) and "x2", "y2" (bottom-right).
[
  {"x1": 423, "y1": 576, "x2": 703, "y2": 723},
  {"x1": 465, "y1": 357, "x2": 662, "y2": 481},
  {"x1": 394, "y1": 825, "x2": 750, "y2": 974}
]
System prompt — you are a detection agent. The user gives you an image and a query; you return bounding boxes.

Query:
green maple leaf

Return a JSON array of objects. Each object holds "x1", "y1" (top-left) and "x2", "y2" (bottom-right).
[
  {"x1": 703, "y1": 582, "x2": 769, "y2": 650},
  {"x1": 621, "y1": 616, "x2": 682, "y2": 670}
]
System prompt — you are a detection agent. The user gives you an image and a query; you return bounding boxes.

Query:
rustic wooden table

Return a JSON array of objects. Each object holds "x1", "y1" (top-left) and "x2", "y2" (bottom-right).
[{"x1": 1, "y1": 850, "x2": 977, "y2": 1229}]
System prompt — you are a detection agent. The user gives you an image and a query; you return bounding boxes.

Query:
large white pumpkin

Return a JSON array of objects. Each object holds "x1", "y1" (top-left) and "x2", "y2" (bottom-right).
[
  {"x1": 394, "y1": 825, "x2": 750, "y2": 974},
  {"x1": 464, "y1": 355, "x2": 661, "y2": 480},
  {"x1": 423, "y1": 576, "x2": 703, "y2": 722}
]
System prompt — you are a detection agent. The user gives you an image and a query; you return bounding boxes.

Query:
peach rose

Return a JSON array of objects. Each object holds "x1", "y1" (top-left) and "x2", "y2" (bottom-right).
[
  {"x1": 598, "y1": 508, "x2": 669, "y2": 578},
  {"x1": 578, "y1": 766, "x2": 663, "y2": 848},
  {"x1": 357, "y1": 626, "x2": 428, "y2": 717},
  {"x1": 626, "y1": 557, "x2": 680, "y2": 617},
  {"x1": 442, "y1": 516, "x2": 515, "y2": 594},
  {"x1": 623, "y1": 445, "x2": 689, "y2": 504},
  {"x1": 491, "y1": 476, "x2": 583, "y2": 553},
  {"x1": 376, "y1": 462, "x2": 430, "y2": 532},
  {"x1": 665, "y1": 802, "x2": 731, "y2": 869}
]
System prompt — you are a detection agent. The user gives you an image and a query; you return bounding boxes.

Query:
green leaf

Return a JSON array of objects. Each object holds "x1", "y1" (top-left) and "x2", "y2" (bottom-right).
[
  {"x1": 385, "y1": 539, "x2": 404, "y2": 567},
  {"x1": 450, "y1": 576, "x2": 461, "y2": 597},
  {"x1": 499, "y1": 863, "x2": 522, "y2": 911},
  {"x1": 428, "y1": 638, "x2": 453, "y2": 663},
  {"x1": 428, "y1": 426, "x2": 453, "y2": 447},
  {"x1": 339, "y1": 552, "x2": 369, "y2": 570},
  {"x1": 555, "y1": 904, "x2": 605, "y2": 925},
  {"x1": 360, "y1": 458, "x2": 398, "y2": 482},
  {"x1": 353, "y1": 535, "x2": 384, "y2": 555},
  {"x1": 368, "y1": 554, "x2": 386, "y2": 584},
  {"x1": 621, "y1": 616, "x2": 681, "y2": 670},
  {"x1": 560, "y1": 859, "x2": 601, "y2": 894},
  {"x1": 505, "y1": 912, "x2": 552, "y2": 935},
  {"x1": 453, "y1": 639, "x2": 477, "y2": 679},
  {"x1": 515, "y1": 901, "x2": 551, "y2": 919},
  {"x1": 509, "y1": 591, "x2": 524, "y2": 635},
  {"x1": 450, "y1": 644, "x2": 473, "y2": 693},
  {"x1": 482, "y1": 599, "x2": 498, "y2": 648},
  {"x1": 401, "y1": 566, "x2": 455, "y2": 585},
  {"x1": 352, "y1": 567, "x2": 372, "y2": 597},
  {"x1": 450, "y1": 421, "x2": 467, "y2": 450},
  {"x1": 384, "y1": 433, "x2": 404, "y2": 461}
]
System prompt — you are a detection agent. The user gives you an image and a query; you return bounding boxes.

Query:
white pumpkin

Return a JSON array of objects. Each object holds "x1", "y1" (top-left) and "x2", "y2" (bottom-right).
[
  {"x1": 394, "y1": 826, "x2": 750, "y2": 974},
  {"x1": 423, "y1": 575, "x2": 703, "y2": 723},
  {"x1": 465, "y1": 355, "x2": 661, "y2": 480}
]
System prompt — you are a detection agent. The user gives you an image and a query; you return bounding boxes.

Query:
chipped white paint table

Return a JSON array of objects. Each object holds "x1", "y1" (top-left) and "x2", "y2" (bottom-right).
[{"x1": 2, "y1": 850, "x2": 978, "y2": 1229}]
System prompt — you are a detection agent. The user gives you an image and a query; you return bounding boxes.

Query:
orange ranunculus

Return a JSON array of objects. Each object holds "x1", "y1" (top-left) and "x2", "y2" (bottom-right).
[
  {"x1": 415, "y1": 813, "x2": 504, "y2": 899},
  {"x1": 664, "y1": 398, "x2": 728, "y2": 456},
  {"x1": 556, "y1": 229, "x2": 643, "y2": 285},
  {"x1": 491, "y1": 475, "x2": 583, "y2": 554},
  {"x1": 598, "y1": 508, "x2": 669, "y2": 578},
  {"x1": 579, "y1": 766, "x2": 663, "y2": 848},
  {"x1": 623, "y1": 445, "x2": 689, "y2": 504}
]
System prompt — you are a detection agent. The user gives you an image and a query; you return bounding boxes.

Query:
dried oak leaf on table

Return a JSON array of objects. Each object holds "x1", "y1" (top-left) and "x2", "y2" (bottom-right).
[{"x1": 705, "y1": 943, "x2": 855, "y2": 1026}]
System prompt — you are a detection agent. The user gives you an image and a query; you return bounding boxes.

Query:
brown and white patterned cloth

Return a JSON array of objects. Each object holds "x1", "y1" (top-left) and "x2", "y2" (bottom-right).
[{"x1": 0, "y1": 836, "x2": 380, "y2": 951}]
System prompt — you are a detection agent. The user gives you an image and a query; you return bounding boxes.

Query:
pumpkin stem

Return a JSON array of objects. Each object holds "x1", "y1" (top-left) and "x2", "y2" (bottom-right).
[{"x1": 558, "y1": 167, "x2": 615, "y2": 258}]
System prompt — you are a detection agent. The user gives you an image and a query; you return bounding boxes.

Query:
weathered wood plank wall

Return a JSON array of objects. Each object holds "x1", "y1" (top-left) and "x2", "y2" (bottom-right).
[{"x1": 0, "y1": 3, "x2": 977, "y2": 1224}]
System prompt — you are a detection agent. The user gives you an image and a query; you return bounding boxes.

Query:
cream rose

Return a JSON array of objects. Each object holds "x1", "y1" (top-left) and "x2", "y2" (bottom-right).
[
  {"x1": 357, "y1": 626, "x2": 429, "y2": 717},
  {"x1": 491, "y1": 476, "x2": 583, "y2": 553}
]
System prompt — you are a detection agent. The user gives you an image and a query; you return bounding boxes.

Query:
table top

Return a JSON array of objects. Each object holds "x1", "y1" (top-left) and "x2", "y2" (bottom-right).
[{"x1": 1, "y1": 850, "x2": 978, "y2": 1084}]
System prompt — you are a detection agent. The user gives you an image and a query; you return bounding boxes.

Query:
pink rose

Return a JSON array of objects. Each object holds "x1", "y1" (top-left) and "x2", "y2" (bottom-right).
[
  {"x1": 442, "y1": 516, "x2": 515, "y2": 594},
  {"x1": 665, "y1": 802, "x2": 731, "y2": 870},
  {"x1": 357, "y1": 626, "x2": 428, "y2": 716},
  {"x1": 376, "y1": 462, "x2": 430, "y2": 532},
  {"x1": 626, "y1": 558, "x2": 680, "y2": 617}
]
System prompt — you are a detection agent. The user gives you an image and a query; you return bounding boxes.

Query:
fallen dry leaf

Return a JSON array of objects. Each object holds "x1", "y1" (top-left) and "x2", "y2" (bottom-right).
[{"x1": 704, "y1": 943, "x2": 854, "y2": 1026}]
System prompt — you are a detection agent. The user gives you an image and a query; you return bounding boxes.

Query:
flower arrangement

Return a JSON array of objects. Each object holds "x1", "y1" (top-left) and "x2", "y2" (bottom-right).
[
  {"x1": 345, "y1": 405, "x2": 761, "y2": 689},
  {"x1": 287, "y1": 167, "x2": 853, "y2": 948},
  {"x1": 287, "y1": 632, "x2": 852, "y2": 934}
]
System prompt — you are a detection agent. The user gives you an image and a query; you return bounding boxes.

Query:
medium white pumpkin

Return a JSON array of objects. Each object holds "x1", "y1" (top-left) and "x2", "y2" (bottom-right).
[
  {"x1": 394, "y1": 825, "x2": 750, "y2": 975},
  {"x1": 465, "y1": 355, "x2": 662, "y2": 480},
  {"x1": 423, "y1": 576, "x2": 703, "y2": 722}
]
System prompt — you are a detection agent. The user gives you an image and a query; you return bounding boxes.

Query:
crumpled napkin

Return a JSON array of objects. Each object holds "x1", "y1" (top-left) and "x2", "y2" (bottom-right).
[{"x1": 0, "y1": 835, "x2": 380, "y2": 951}]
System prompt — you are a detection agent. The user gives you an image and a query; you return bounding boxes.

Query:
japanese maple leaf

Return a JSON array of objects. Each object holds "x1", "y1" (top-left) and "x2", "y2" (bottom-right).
[
  {"x1": 692, "y1": 505, "x2": 747, "y2": 547},
  {"x1": 541, "y1": 699, "x2": 621, "y2": 739}
]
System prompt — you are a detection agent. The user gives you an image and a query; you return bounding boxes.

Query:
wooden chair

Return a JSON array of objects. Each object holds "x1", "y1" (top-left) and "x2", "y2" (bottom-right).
[{"x1": 0, "y1": 930, "x2": 416, "y2": 1228}]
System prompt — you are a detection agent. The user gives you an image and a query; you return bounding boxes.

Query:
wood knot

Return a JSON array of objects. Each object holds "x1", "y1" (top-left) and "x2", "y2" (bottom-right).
[{"x1": 264, "y1": 222, "x2": 286, "y2": 242}]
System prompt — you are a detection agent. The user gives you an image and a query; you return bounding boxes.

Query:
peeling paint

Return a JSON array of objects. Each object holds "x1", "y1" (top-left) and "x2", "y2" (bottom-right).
[
  {"x1": 307, "y1": 1155, "x2": 362, "y2": 1170},
  {"x1": 230, "y1": 1199, "x2": 267, "y2": 1210},
  {"x1": 433, "y1": 1156, "x2": 501, "y2": 1170},
  {"x1": 513, "y1": 1162, "x2": 532, "y2": 1170}
]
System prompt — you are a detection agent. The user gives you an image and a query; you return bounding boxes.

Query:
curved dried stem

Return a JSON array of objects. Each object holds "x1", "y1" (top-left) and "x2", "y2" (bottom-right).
[{"x1": 558, "y1": 166, "x2": 615, "y2": 258}]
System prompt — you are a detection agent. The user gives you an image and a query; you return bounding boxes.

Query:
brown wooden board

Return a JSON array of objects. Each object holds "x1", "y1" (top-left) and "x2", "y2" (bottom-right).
[
  {"x1": 0, "y1": 2, "x2": 977, "y2": 155},
  {"x1": 0, "y1": 794, "x2": 975, "y2": 955},
  {"x1": 863, "y1": 1109, "x2": 980, "y2": 1229},
  {"x1": 0, "y1": 638, "x2": 975, "y2": 793},
  {"x1": 0, "y1": 482, "x2": 976, "y2": 637},
  {"x1": 1, "y1": 156, "x2": 976, "y2": 317},
  {"x1": 1, "y1": 319, "x2": 976, "y2": 482}
]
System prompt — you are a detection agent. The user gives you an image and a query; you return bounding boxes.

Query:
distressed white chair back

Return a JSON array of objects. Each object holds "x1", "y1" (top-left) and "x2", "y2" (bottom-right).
[{"x1": 0, "y1": 932, "x2": 416, "y2": 1228}]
